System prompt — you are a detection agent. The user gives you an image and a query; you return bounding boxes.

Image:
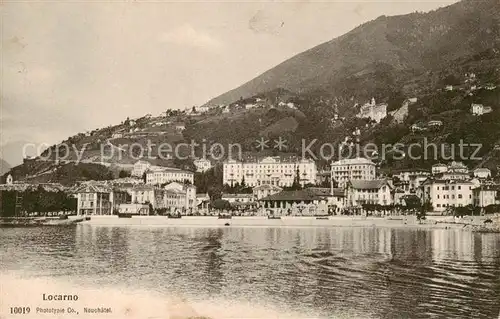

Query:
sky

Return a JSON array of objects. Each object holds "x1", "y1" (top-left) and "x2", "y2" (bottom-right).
[{"x1": 1, "y1": 0, "x2": 458, "y2": 166}]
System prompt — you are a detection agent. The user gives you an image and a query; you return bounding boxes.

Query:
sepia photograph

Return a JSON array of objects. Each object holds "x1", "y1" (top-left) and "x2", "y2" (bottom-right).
[{"x1": 1, "y1": 0, "x2": 500, "y2": 318}]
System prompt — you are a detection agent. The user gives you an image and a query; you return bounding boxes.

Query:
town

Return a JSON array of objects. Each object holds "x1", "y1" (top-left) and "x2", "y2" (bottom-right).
[{"x1": 1, "y1": 154, "x2": 499, "y2": 222}]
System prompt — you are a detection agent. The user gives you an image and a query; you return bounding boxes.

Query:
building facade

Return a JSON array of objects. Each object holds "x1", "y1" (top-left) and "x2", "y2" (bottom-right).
[
  {"x1": 356, "y1": 98, "x2": 388, "y2": 123},
  {"x1": 74, "y1": 184, "x2": 129, "y2": 215},
  {"x1": 252, "y1": 184, "x2": 283, "y2": 200},
  {"x1": 146, "y1": 167, "x2": 194, "y2": 185},
  {"x1": 346, "y1": 180, "x2": 392, "y2": 207},
  {"x1": 131, "y1": 160, "x2": 152, "y2": 177},
  {"x1": 472, "y1": 185, "x2": 499, "y2": 207},
  {"x1": 129, "y1": 185, "x2": 165, "y2": 209},
  {"x1": 193, "y1": 158, "x2": 212, "y2": 173},
  {"x1": 222, "y1": 157, "x2": 317, "y2": 187},
  {"x1": 420, "y1": 179, "x2": 476, "y2": 212},
  {"x1": 473, "y1": 168, "x2": 491, "y2": 179},
  {"x1": 331, "y1": 157, "x2": 376, "y2": 188},
  {"x1": 164, "y1": 182, "x2": 197, "y2": 212}
]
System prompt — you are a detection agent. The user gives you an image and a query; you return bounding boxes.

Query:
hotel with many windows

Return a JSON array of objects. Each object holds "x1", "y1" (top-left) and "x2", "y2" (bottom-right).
[
  {"x1": 222, "y1": 156, "x2": 317, "y2": 187},
  {"x1": 331, "y1": 157, "x2": 377, "y2": 188}
]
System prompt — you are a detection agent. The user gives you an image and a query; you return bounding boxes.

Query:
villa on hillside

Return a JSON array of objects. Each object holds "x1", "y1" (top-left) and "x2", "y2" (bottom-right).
[
  {"x1": 432, "y1": 163, "x2": 448, "y2": 175},
  {"x1": 473, "y1": 168, "x2": 492, "y2": 179},
  {"x1": 471, "y1": 103, "x2": 493, "y2": 116},
  {"x1": 356, "y1": 98, "x2": 388, "y2": 124},
  {"x1": 193, "y1": 158, "x2": 212, "y2": 173}
]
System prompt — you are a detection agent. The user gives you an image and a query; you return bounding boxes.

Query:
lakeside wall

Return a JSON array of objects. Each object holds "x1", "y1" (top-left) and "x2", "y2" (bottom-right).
[{"x1": 77, "y1": 215, "x2": 487, "y2": 228}]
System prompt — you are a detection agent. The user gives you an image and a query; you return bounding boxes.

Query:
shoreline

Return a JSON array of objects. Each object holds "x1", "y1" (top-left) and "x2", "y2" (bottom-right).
[{"x1": 75, "y1": 215, "x2": 490, "y2": 230}]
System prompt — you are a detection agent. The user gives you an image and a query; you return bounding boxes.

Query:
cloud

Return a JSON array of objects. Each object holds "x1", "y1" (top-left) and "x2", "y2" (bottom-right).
[{"x1": 159, "y1": 24, "x2": 223, "y2": 51}]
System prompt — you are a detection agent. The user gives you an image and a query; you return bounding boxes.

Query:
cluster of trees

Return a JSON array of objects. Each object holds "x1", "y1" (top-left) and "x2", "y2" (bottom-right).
[
  {"x1": 0, "y1": 187, "x2": 77, "y2": 217},
  {"x1": 451, "y1": 205, "x2": 482, "y2": 217}
]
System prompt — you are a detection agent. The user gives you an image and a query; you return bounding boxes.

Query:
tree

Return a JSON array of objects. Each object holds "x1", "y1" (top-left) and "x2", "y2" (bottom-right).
[
  {"x1": 147, "y1": 202, "x2": 154, "y2": 215},
  {"x1": 290, "y1": 166, "x2": 302, "y2": 190},
  {"x1": 119, "y1": 170, "x2": 131, "y2": 178},
  {"x1": 211, "y1": 199, "x2": 231, "y2": 210}
]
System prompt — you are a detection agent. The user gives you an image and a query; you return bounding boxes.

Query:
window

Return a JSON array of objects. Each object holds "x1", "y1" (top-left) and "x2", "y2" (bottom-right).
[{"x1": 458, "y1": 194, "x2": 462, "y2": 199}]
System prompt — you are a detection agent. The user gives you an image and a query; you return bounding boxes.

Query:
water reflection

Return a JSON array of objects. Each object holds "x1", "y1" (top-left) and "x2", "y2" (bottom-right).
[{"x1": 1, "y1": 226, "x2": 499, "y2": 318}]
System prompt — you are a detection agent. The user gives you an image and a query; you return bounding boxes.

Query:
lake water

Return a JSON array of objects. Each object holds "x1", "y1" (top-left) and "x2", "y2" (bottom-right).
[{"x1": 1, "y1": 225, "x2": 499, "y2": 318}]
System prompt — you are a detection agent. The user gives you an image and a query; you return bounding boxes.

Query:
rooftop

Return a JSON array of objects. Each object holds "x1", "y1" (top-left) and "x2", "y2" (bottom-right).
[
  {"x1": 349, "y1": 180, "x2": 391, "y2": 190},
  {"x1": 252, "y1": 184, "x2": 283, "y2": 191},
  {"x1": 221, "y1": 193, "x2": 254, "y2": 199},
  {"x1": 260, "y1": 187, "x2": 344, "y2": 201},
  {"x1": 331, "y1": 157, "x2": 375, "y2": 166}
]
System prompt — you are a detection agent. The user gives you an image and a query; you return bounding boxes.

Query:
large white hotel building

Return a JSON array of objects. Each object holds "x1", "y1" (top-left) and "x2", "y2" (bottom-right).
[
  {"x1": 223, "y1": 156, "x2": 317, "y2": 187},
  {"x1": 331, "y1": 157, "x2": 377, "y2": 188}
]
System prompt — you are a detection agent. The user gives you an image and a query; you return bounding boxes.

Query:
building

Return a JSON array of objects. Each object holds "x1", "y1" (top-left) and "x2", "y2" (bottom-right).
[
  {"x1": 473, "y1": 168, "x2": 491, "y2": 179},
  {"x1": 112, "y1": 133, "x2": 123, "y2": 138},
  {"x1": 253, "y1": 184, "x2": 283, "y2": 200},
  {"x1": 259, "y1": 187, "x2": 344, "y2": 216},
  {"x1": 222, "y1": 156, "x2": 317, "y2": 187},
  {"x1": 420, "y1": 179, "x2": 475, "y2": 212},
  {"x1": 435, "y1": 171, "x2": 470, "y2": 181},
  {"x1": 427, "y1": 120, "x2": 443, "y2": 129},
  {"x1": 193, "y1": 158, "x2": 212, "y2": 173},
  {"x1": 411, "y1": 123, "x2": 426, "y2": 133},
  {"x1": 128, "y1": 185, "x2": 165, "y2": 209},
  {"x1": 356, "y1": 98, "x2": 388, "y2": 123},
  {"x1": 131, "y1": 160, "x2": 153, "y2": 177},
  {"x1": 472, "y1": 185, "x2": 499, "y2": 207},
  {"x1": 74, "y1": 184, "x2": 130, "y2": 215},
  {"x1": 394, "y1": 169, "x2": 430, "y2": 192},
  {"x1": 447, "y1": 161, "x2": 468, "y2": 174},
  {"x1": 432, "y1": 163, "x2": 448, "y2": 175},
  {"x1": 175, "y1": 124, "x2": 186, "y2": 131},
  {"x1": 145, "y1": 167, "x2": 194, "y2": 185},
  {"x1": 346, "y1": 180, "x2": 392, "y2": 207},
  {"x1": 196, "y1": 193, "x2": 210, "y2": 210},
  {"x1": 164, "y1": 182, "x2": 196, "y2": 212},
  {"x1": 471, "y1": 103, "x2": 493, "y2": 116},
  {"x1": 331, "y1": 157, "x2": 376, "y2": 188}
]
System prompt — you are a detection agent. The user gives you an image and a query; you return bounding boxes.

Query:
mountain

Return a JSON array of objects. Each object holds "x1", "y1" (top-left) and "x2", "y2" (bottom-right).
[{"x1": 205, "y1": 0, "x2": 500, "y2": 107}]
